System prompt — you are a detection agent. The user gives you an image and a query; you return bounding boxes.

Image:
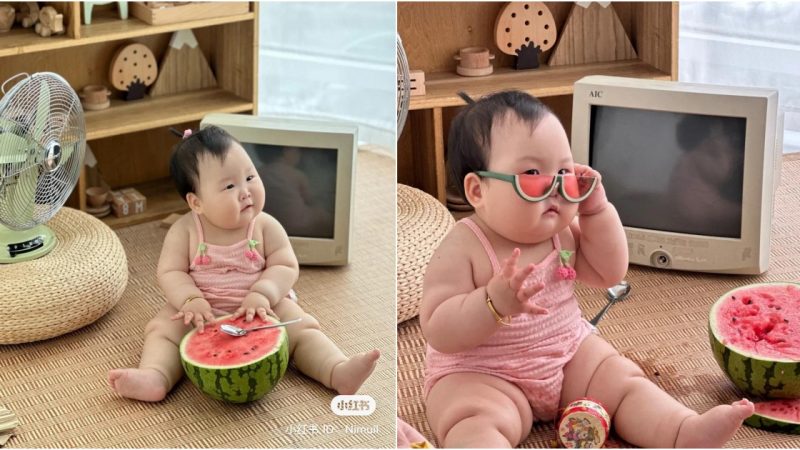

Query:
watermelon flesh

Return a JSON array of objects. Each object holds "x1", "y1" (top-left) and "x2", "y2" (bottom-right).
[
  {"x1": 709, "y1": 282, "x2": 800, "y2": 399},
  {"x1": 745, "y1": 399, "x2": 800, "y2": 434},
  {"x1": 715, "y1": 285, "x2": 800, "y2": 360},
  {"x1": 180, "y1": 315, "x2": 289, "y2": 403}
]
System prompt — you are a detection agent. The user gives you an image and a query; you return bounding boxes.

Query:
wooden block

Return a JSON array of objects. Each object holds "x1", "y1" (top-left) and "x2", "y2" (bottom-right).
[
  {"x1": 149, "y1": 29, "x2": 217, "y2": 97},
  {"x1": 110, "y1": 188, "x2": 147, "y2": 217},
  {"x1": 130, "y1": 2, "x2": 249, "y2": 25},
  {"x1": 409, "y1": 69, "x2": 426, "y2": 96},
  {"x1": 548, "y1": 3, "x2": 637, "y2": 66}
]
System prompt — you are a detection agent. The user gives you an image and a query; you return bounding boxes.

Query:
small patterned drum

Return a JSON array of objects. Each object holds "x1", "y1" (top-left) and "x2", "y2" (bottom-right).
[{"x1": 556, "y1": 398, "x2": 611, "y2": 448}]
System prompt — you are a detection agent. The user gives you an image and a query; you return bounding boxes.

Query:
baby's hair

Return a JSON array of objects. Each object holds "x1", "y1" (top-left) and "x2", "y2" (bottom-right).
[
  {"x1": 169, "y1": 125, "x2": 240, "y2": 199},
  {"x1": 447, "y1": 90, "x2": 552, "y2": 201}
]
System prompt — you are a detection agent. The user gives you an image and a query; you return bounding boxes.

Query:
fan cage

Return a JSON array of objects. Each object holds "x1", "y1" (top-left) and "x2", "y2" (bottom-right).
[{"x1": 397, "y1": 36, "x2": 411, "y2": 138}]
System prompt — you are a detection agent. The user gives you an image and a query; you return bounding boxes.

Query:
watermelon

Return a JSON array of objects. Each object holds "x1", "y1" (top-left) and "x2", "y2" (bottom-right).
[
  {"x1": 708, "y1": 282, "x2": 800, "y2": 399},
  {"x1": 180, "y1": 314, "x2": 289, "y2": 403},
  {"x1": 745, "y1": 399, "x2": 800, "y2": 434}
]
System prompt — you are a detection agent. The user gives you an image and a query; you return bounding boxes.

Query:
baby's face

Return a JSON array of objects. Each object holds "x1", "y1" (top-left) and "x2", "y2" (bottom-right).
[
  {"x1": 478, "y1": 112, "x2": 578, "y2": 243},
  {"x1": 194, "y1": 143, "x2": 265, "y2": 230}
]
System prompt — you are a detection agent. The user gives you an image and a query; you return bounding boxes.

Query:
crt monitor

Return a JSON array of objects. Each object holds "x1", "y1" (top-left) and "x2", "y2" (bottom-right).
[
  {"x1": 571, "y1": 76, "x2": 781, "y2": 275},
  {"x1": 200, "y1": 113, "x2": 357, "y2": 266}
]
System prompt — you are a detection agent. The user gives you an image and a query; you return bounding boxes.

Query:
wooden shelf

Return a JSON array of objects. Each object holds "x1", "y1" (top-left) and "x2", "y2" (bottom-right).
[
  {"x1": 0, "y1": 12, "x2": 255, "y2": 58},
  {"x1": 101, "y1": 177, "x2": 188, "y2": 229},
  {"x1": 410, "y1": 60, "x2": 672, "y2": 110},
  {"x1": 85, "y1": 88, "x2": 253, "y2": 140}
]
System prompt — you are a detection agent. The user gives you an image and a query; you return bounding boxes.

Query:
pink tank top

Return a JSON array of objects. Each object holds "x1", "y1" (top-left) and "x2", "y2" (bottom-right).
[
  {"x1": 425, "y1": 217, "x2": 592, "y2": 419},
  {"x1": 188, "y1": 212, "x2": 265, "y2": 313}
]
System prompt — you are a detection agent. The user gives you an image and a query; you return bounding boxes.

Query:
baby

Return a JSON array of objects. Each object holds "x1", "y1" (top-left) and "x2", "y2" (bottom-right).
[
  {"x1": 109, "y1": 126, "x2": 379, "y2": 402},
  {"x1": 420, "y1": 91, "x2": 754, "y2": 448}
]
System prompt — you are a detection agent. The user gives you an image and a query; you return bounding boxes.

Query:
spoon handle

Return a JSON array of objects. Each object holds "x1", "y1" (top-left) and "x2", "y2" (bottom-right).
[
  {"x1": 589, "y1": 301, "x2": 615, "y2": 326},
  {"x1": 247, "y1": 317, "x2": 302, "y2": 331}
]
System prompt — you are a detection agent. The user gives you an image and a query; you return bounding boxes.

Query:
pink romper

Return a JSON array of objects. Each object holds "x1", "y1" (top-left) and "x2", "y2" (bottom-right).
[
  {"x1": 424, "y1": 217, "x2": 595, "y2": 421},
  {"x1": 188, "y1": 212, "x2": 266, "y2": 314}
]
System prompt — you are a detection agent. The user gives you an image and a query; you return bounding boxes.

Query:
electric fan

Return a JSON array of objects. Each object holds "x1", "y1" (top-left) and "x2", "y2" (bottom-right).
[
  {"x1": 397, "y1": 34, "x2": 411, "y2": 136},
  {"x1": 0, "y1": 72, "x2": 86, "y2": 263}
]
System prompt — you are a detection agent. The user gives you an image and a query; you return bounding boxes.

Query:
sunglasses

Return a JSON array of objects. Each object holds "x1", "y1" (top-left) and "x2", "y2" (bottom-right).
[{"x1": 475, "y1": 170, "x2": 598, "y2": 203}]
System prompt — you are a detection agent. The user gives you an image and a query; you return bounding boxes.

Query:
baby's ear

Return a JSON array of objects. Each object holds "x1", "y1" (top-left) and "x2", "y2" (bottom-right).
[
  {"x1": 186, "y1": 192, "x2": 202, "y2": 213},
  {"x1": 464, "y1": 173, "x2": 484, "y2": 207}
]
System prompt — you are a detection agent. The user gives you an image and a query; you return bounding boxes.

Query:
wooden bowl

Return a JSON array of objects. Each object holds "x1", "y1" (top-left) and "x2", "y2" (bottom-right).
[
  {"x1": 86, "y1": 186, "x2": 109, "y2": 207},
  {"x1": 454, "y1": 47, "x2": 495, "y2": 69}
]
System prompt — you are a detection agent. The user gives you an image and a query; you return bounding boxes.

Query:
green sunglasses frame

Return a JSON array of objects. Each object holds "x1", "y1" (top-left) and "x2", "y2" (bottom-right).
[{"x1": 475, "y1": 170, "x2": 598, "y2": 203}]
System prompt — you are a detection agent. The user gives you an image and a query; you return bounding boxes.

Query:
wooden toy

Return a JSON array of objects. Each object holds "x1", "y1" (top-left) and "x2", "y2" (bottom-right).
[
  {"x1": 0, "y1": 4, "x2": 14, "y2": 33},
  {"x1": 548, "y1": 3, "x2": 636, "y2": 66},
  {"x1": 79, "y1": 85, "x2": 112, "y2": 111},
  {"x1": 130, "y1": 2, "x2": 249, "y2": 26},
  {"x1": 34, "y1": 6, "x2": 64, "y2": 37},
  {"x1": 110, "y1": 187, "x2": 146, "y2": 217},
  {"x1": 409, "y1": 70, "x2": 426, "y2": 97},
  {"x1": 16, "y1": 2, "x2": 38, "y2": 28},
  {"x1": 83, "y1": 1, "x2": 128, "y2": 25},
  {"x1": 455, "y1": 47, "x2": 495, "y2": 77},
  {"x1": 149, "y1": 29, "x2": 217, "y2": 97},
  {"x1": 109, "y1": 43, "x2": 158, "y2": 100},
  {"x1": 494, "y1": 2, "x2": 557, "y2": 70}
]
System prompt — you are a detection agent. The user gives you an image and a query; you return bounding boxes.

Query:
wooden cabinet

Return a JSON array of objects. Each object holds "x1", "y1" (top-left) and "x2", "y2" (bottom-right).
[
  {"x1": 398, "y1": 2, "x2": 678, "y2": 204},
  {"x1": 0, "y1": 2, "x2": 257, "y2": 228}
]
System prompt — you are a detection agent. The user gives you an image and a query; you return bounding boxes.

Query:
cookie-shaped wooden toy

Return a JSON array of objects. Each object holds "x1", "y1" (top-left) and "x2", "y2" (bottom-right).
[{"x1": 109, "y1": 43, "x2": 158, "y2": 100}]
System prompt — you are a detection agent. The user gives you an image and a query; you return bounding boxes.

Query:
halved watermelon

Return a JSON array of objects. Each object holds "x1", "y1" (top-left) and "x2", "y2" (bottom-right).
[
  {"x1": 708, "y1": 282, "x2": 800, "y2": 398},
  {"x1": 180, "y1": 314, "x2": 289, "y2": 403},
  {"x1": 745, "y1": 399, "x2": 800, "y2": 434}
]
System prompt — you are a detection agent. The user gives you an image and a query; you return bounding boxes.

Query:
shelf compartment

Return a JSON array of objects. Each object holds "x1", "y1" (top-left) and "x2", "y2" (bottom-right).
[
  {"x1": 409, "y1": 60, "x2": 672, "y2": 110},
  {"x1": 101, "y1": 177, "x2": 188, "y2": 229},
  {"x1": 0, "y1": 11, "x2": 254, "y2": 58},
  {"x1": 85, "y1": 88, "x2": 253, "y2": 140}
]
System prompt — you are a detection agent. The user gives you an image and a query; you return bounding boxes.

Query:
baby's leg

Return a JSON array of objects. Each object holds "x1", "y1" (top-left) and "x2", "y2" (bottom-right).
[
  {"x1": 426, "y1": 372, "x2": 533, "y2": 448},
  {"x1": 108, "y1": 304, "x2": 190, "y2": 402},
  {"x1": 561, "y1": 334, "x2": 753, "y2": 448},
  {"x1": 273, "y1": 298, "x2": 379, "y2": 394}
]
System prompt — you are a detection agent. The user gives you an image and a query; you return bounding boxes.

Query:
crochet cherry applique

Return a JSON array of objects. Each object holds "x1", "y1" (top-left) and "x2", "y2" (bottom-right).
[
  {"x1": 245, "y1": 239, "x2": 259, "y2": 261},
  {"x1": 557, "y1": 250, "x2": 576, "y2": 280},
  {"x1": 193, "y1": 243, "x2": 210, "y2": 265}
]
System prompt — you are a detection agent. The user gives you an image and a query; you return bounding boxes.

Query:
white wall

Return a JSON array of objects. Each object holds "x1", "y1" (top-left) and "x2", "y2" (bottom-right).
[
  {"x1": 258, "y1": 2, "x2": 396, "y2": 153},
  {"x1": 679, "y1": 2, "x2": 800, "y2": 153}
]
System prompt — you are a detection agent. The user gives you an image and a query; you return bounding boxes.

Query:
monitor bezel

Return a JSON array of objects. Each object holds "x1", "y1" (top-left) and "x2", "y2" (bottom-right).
[
  {"x1": 200, "y1": 113, "x2": 357, "y2": 266},
  {"x1": 571, "y1": 76, "x2": 780, "y2": 274}
]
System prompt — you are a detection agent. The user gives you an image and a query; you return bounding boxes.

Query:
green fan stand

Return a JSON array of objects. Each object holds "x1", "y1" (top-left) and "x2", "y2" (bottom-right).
[{"x1": 0, "y1": 223, "x2": 56, "y2": 263}]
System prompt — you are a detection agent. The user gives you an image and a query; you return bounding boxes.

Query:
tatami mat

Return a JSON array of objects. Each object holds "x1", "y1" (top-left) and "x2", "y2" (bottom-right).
[
  {"x1": 0, "y1": 150, "x2": 396, "y2": 448},
  {"x1": 397, "y1": 154, "x2": 800, "y2": 448}
]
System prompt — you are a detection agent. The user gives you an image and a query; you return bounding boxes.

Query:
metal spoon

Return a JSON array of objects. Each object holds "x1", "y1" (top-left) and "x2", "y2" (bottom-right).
[
  {"x1": 589, "y1": 281, "x2": 631, "y2": 326},
  {"x1": 220, "y1": 318, "x2": 302, "y2": 337}
]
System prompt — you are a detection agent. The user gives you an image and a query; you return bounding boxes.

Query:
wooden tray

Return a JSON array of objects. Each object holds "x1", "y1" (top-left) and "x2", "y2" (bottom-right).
[{"x1": 130, "y1": 2, "x2": 250, "y2": 25}]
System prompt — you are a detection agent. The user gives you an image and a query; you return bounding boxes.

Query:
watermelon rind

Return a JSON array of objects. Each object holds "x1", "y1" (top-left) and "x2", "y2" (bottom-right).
[
  {"x1": 708, "y1": 282, "x2": 800, "y2": 399},
  {"x1": 179, "y1": 315, "x2": 289, "y2": 403},
  {"x1": 745, "y1": 412, "x2": 800, "y2": 434}
]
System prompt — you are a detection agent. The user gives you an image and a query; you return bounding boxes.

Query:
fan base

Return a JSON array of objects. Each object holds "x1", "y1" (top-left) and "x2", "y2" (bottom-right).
[{"x1": 0, "y1": 224, "x2": 56, "y2": 263}]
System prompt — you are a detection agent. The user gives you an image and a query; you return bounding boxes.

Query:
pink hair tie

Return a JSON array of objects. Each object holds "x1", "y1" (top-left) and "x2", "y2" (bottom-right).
[{"x1": 183, "y1": 129, "x2": 192, "y2": 139}]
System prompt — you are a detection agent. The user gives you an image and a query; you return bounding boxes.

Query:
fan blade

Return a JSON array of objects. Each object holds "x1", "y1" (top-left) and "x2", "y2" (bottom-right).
[
  {"x1": 0, "y1": 131, "x2": 28, "y2": 165},
  {"x1": 32, "y1": 76, "x2": 51, "y2": 143},
  {"x1": 4, "y1": 166, "x2": 37, "y2": 224}
]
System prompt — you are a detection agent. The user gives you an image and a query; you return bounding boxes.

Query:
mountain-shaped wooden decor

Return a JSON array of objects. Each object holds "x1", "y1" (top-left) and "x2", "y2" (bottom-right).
[
  {"x1": 149, "y1": 29, "x2": 217, "y2": 97},
  {"x1": 548, "y1": 2, "x2": 636, "y2": 66}
]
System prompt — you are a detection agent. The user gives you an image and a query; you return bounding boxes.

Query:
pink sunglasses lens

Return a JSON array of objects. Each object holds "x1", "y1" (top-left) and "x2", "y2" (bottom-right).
[
  {"x1": 517, "y1": 174, "x2": 554, "y2": 198},
  {"x1": 562, "y1": 175, "x2": 595, "y2": 200}
]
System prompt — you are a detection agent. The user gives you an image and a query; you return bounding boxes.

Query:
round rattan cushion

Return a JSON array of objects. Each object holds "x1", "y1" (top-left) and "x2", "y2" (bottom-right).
[
  {"x1": 0, "y1": 207, "x2": 128, "y2": 344},
  {"x1": 397, "y1": 184, "x2": 454, "y2": 323}
]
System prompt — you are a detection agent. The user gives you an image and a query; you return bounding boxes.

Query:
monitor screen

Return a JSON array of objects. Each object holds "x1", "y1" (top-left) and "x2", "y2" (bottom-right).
[
  {"x1": 589, "y1": 105, "x2": 746, "y2": 239},
  {"x1": 243, "y1": 143, "x2": 337, "y2": 239}
]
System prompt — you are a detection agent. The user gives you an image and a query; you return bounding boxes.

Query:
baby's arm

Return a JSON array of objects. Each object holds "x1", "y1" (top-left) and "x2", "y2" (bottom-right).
[
  {"x1": 249, "y1": 213, "x2": 299, "y2": 308},
  {"x1": 571, "y1": 164, "x2": 628, "y2": 288},
  {"x1": 156, "y1": 216, "x2": 214, "y2": 329}
]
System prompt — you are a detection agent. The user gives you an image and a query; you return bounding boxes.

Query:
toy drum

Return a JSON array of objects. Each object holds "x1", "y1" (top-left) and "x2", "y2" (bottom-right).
[{"x1": 556, "y1": 398, "x2": 610, "y2": 448}]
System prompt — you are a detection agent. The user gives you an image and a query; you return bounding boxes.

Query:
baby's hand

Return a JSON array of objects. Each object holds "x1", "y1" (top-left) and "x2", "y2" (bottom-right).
[
  {"x1": 486, "y1": 248, "x2": 548, "y2": 317},
  {"x1": 232, "y1": 292, "x2": 276, "y2": 323},
  {"x1": 573, "y1": 163, "x2": 608, "y2": 215},
  {"x1": 171, "y1": 297, "x2": 215, "y2": 333}
]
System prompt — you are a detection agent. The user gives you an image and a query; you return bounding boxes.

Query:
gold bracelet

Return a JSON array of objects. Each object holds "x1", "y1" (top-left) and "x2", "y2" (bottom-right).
[
  {"x1": 486, "y1": 294, "x2": 512, "y2": 326},
  {"x1": 184, "y1": 296, "x2": 203, "y2": 305}
]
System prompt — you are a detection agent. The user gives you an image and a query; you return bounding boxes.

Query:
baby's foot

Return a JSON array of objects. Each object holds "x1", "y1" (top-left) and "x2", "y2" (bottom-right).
[
  {"x1": 108, "y1": 368, "x2": 169, "y2": 402},
  {"x1": 675, "y1": 399, "x2": 754, "y2": 448},
  {"x1": 330, "y1": 349, "x2": 380, "y2": 395}
]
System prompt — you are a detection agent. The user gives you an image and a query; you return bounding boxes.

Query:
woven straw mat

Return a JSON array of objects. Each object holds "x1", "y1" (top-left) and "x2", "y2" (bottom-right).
[
  {"x1": 0, "y1": 207, "x2": 128, "y2": 344},
  {"x1": 397, "y1": 154, "x2": 800, "y2": 448},
  {"x1": 0, "y1": 150, "x2": 396, "y2": 448},
  {"x1": 397, "y1": 185, "x2": 454, "y2": 324}
]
